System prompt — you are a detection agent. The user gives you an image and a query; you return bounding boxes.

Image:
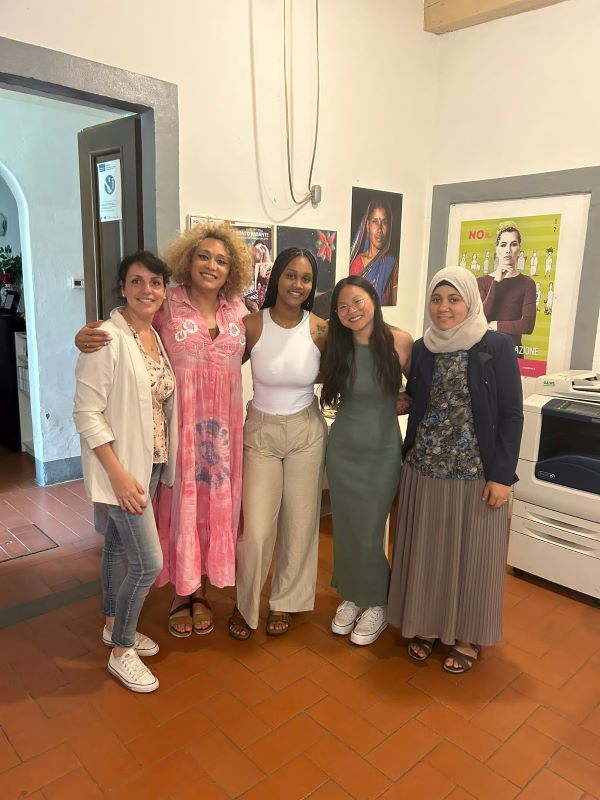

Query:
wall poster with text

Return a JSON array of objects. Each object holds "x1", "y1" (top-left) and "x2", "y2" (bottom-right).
[
  {"x1": 446, "y1": 195, "x2": 590, "y2": 382},
  {"x1": 231, "y1": 223, "x2": 274, "y2": 310}
]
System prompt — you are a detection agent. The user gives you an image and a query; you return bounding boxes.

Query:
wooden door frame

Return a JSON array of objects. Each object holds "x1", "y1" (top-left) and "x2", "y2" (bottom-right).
[{"x1": 0, "y1": 36, "x2": 179, "y2": 252}]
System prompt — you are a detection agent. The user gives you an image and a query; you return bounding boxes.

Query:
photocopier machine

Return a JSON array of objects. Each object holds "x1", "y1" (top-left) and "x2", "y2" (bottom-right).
[{"x1": 508, "y1": 370, "x2": 600, "y2": 603}]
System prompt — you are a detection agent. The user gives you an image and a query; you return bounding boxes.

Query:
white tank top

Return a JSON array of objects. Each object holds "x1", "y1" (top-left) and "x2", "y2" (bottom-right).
[{"x1": 251, "y1": 309, "x2": 320, "y2": 415}]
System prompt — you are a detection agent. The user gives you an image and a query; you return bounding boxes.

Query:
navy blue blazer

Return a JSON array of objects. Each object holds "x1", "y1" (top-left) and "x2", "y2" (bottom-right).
[{"x1": 403, "y1": 331, "x2": 524, "y2": 486}]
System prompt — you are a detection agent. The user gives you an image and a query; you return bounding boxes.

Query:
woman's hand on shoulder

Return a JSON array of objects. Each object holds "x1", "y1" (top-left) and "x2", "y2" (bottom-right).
[
  {"x1": 481, "y1": 480, "x2": 511, "y2": 509},
  {"x1": 310, "y1": 314, "x2": 329, "y2": 353},
  {"x1": 391, "y1": 327, "x2": 414, "y2": 378},
  {"x1": 75, "y1": 320, "x2": 110, "y2": 353}
]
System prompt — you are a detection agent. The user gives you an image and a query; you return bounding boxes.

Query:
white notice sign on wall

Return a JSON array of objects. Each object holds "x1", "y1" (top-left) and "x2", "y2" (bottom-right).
[{"x1": 97, "y1": 159, "x2": 122, "y2": 222}]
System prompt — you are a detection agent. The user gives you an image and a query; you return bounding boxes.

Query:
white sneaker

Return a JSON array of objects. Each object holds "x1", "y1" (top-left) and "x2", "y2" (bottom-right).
[
  {"x1": 102, "y1": 626, "x2": 159, "y2": 657},
  {"x1": 350, "y1": 606, "x2": 387, "y2": 646},
  {"x1": 108, "y1": 648, "x2": 159, "y2": 693},
  {"x1": 331, "y1": 600, "x2": 361, "y2": 635}
]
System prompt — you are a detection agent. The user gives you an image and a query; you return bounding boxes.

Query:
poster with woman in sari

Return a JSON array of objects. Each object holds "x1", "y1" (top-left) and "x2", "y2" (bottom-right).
[{"x1": 349, "y1": 187, "x2": 402, "y2": 306}]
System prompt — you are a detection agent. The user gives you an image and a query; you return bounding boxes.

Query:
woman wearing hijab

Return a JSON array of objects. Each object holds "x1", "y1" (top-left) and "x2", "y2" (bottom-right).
[{"x1": 387, "y1": 267, "x2": 523, "y2": 673}]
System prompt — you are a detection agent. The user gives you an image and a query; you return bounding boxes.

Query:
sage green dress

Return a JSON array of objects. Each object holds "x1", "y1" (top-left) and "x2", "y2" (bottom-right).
[{"x1": 326, "y1": 344, "x2": 402, "y2": 607}]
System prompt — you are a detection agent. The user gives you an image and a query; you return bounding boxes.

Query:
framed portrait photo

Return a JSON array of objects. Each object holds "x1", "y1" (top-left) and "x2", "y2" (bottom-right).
[
  {"x1": 427, "y1": 167, "x2": 600, "y2": 390},
  {"x1": 446, "y1": 195, "x2": 589, "y2": 379}
]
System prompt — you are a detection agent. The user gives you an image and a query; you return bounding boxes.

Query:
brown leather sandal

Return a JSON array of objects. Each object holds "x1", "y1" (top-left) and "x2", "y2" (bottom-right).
[
  {"x1": 168, "y1": 599, "x2": 193, "y2": 639},
  {"x1": 407, "y1": 636, "x2": 437, "y2": 662},
  {"x1": 443, "y1": 644, "x2": 481, "y2": 674},
  {"x1": 191, "y1": 596, "x2": 214, "y2": 635},
  {"x1": 228, "y1": 607, "x2": 252, "y2": 640},
  {"x1": 266, "y1": 611, "x2": 291, "y2": 637}
]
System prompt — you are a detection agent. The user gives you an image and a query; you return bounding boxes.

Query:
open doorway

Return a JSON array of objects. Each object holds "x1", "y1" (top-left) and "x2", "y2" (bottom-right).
[
  {"x1": 0, "y1": 169, "x2": 29, "y2": 456},
  {"x1": 0, "y1": 88, "x2": 131, "y2": 488},
  {"x1": 0, "y1": 37, "x2": 179, "y2": 486}
]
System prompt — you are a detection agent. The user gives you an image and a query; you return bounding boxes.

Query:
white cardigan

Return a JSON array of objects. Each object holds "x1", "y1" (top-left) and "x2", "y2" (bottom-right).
[{"x1": 73, "y1": 308, "x2": 178, "y2": 505}]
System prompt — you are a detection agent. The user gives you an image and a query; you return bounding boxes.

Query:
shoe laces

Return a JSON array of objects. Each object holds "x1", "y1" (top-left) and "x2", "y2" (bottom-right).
[
  {"x1": 336, "y1": 601, "x2": 359, "y2": 620},
  {"x1": 116, "y1": 649, "x2": 152, "y2": 681},
  {"x1": 359, "y1": 606, "x2": 384, "y2": 624}
]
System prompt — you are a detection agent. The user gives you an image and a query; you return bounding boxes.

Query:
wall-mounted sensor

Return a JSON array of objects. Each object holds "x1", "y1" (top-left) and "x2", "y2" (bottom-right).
[
  {"x1": 310, "y1": 185, "x2": 322, "y2": 207},
  {"x1": 71, "y1": 278, "x2": 85, "y2": 288}
]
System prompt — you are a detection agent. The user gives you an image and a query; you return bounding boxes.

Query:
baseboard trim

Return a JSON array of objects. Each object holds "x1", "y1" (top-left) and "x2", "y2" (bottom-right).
[{"x1": 35, "y1": 455, "x2": 82, "y2": 486}]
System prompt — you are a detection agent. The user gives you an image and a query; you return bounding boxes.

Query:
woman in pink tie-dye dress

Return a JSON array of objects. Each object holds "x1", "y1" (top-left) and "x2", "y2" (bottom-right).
[{"x1": 153, "y1": 224, "x2": 251, "y2": 637}]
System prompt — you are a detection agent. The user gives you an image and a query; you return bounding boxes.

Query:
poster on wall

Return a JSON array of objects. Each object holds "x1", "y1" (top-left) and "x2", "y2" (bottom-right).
[
  {"x1": 349, "y1": 186, "x2": 402, "y2": 306},
  {"x1": 446, "y1": 195, "x2": 590, "y2": 381},
  {"x1": 231, "y1": 222, "x2": 274, "y2": 309},
  {"x1": 187, "y1": 214, "x2": 222, "y2": 229},
  {"x1": 276, "y1": 225, "x2": 337, "y2": 319},
  {"x1": 457, "y1": 214, "x2": 560, "y2": 377}
]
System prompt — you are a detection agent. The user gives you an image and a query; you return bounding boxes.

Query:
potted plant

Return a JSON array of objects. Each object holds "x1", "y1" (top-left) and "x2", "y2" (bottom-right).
[
  {"x1": 0, "y1": 245, "x2": 22, "y2": 289},
  {"x1": 0, "y1": 245, "x2": 23, "y2": 311}
]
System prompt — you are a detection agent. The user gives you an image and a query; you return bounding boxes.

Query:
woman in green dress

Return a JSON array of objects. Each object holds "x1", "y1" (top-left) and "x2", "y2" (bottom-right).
[{"x1": 321, "y1": 276, "x2": 412, "y2": 645}]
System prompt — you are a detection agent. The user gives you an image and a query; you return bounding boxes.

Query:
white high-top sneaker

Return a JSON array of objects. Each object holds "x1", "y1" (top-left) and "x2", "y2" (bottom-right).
[
  {"x1": 108, "y1": 648, "x2": 159, "y2": 693},
  {"x1": 350, "y1": 606, "x2": 387, "y2": 645},
  {"x1": 331, "y1": 600, "x2": 361, "y2": 635}
]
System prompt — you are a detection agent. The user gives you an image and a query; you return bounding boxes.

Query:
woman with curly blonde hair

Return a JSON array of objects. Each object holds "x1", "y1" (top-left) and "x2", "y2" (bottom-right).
[{"x1": 76, "y1": 223, "x2": 252, "y2": 638}]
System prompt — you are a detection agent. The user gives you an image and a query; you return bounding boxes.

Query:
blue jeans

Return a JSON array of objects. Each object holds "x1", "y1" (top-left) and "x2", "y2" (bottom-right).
[{"x1": 96, "y1": 465, "x2": 163, "y2": 648}]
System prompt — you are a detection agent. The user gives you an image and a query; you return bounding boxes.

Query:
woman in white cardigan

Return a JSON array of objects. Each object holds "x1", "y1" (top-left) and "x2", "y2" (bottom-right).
[{"x1": 74, "y1": 251, "x2": 177, "y2": 694}]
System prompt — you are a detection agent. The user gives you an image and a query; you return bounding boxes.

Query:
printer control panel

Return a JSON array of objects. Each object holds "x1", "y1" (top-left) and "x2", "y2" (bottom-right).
[{"x1": 543, "y1": 398, "x2": 600, "y2": 421}]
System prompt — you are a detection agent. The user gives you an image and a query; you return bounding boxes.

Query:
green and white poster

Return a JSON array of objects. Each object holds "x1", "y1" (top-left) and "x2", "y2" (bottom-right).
[{"x1": 457, "y1": 214, "x2": 561, "y2": 377}]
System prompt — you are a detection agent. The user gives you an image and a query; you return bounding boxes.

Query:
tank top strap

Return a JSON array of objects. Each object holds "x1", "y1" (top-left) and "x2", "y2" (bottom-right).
[{"x1": 299, "y1": 309, "x2": 311, "y2": 339}]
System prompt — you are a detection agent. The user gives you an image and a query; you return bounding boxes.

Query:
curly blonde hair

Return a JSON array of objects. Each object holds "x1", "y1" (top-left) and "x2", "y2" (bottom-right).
[{"x1": 164, "y1": 223, "x2": 252, "y2": 299}]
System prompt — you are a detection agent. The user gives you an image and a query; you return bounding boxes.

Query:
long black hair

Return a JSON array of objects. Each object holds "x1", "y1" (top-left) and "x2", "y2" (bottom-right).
[
  {"x1": 261, "y1": 247, "x2": 318, "y2": 311},
  {"x1": 320, "y1": 276, "x2": 402, "y2": 409}
]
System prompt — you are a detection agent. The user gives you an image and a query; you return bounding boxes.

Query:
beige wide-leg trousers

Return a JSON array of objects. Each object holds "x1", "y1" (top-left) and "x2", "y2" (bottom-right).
[{"x1": 236, "y1": 398, "x2": 327, "y2": 629}]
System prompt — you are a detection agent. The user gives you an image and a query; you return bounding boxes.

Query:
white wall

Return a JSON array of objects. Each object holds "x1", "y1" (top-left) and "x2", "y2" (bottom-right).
[
  {"x1": 432, "y1": 0, "x2": 600, "y2": 183},
  {"x1": 429, "y1": 0, "x2": 600, "y2": 368},
  {"x1": 0, "y1": 175, "x2": 21, "y2": 257},
  {"x1": 0, "y1": 89, "x2": 123, "y2": 471}
]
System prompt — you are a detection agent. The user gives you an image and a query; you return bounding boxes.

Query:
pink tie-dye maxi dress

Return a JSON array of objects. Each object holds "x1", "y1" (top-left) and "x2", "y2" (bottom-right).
[{"x1": 154, "y1": 286, "x2": 247, "y2": 594}]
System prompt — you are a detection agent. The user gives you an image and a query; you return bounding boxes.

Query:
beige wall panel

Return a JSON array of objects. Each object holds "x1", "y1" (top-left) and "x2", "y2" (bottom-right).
[{"x1": 425, "y1": 0, "x2": 568, "y2": 33}]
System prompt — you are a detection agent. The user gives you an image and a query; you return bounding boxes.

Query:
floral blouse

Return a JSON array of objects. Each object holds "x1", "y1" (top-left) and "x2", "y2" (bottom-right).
[
  {"x1": 126, "y1": 321, "x2": 175, "y2": 463},
  {"x1": 406, "y1": 350, "x2": 483, "y2": 480}
]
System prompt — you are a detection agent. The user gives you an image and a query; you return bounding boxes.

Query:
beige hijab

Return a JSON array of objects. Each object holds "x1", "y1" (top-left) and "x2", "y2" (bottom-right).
[{"x1": 423, "y1": 266, "x2": 488, "y2": 353}]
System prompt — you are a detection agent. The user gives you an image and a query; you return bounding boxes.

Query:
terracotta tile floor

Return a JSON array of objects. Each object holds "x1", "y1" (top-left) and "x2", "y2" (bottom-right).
[{"x1": 0, "y1": 444, "x2": 599, "y2": 799}]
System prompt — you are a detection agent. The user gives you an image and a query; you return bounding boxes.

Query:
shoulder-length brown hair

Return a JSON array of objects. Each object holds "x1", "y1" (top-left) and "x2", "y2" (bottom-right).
[{"x1": 164, "y1": 223, "x2": 252, "y2": 300}]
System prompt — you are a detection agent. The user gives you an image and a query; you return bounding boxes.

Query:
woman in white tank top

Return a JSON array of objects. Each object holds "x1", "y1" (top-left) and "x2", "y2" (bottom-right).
[{"x1": 229, "y1": 248, "x2": 329, "y2": 638}]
